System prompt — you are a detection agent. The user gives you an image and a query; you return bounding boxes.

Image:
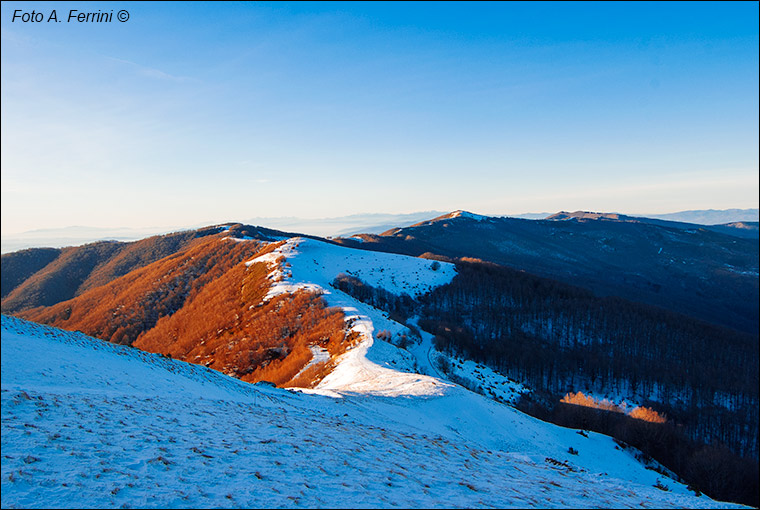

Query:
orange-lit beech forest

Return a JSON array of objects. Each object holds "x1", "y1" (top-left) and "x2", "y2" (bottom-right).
[{"x1": 20, "y1": 237, "x2": 358, "y2": 388}]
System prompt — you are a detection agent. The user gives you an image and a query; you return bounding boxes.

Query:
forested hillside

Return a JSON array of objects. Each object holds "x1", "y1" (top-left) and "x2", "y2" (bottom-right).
[
  {"x1": 0, "y1": 223, "x2": 299, "y2": 315},
  {"x1": 1, "y1": 227, "x2": 220, "y2": 313},
  {"x1": 1, "y1": 247, "x2": 60, "y2": 299},
  {"x1": 334, "y1": 211, "x2": 759, "y2": 334},
  {"x1": 333, "y1": 259, "x2": 759, "y2": 505},
  {"x1": 421, "y1": 261, "x2": 757, "y2": 456},
  {"x1": 16, "y1": 236, "x2": 357, "y2": 388}
]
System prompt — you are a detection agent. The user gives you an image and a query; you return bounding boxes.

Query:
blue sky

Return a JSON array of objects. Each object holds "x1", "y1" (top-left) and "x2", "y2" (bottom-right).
[{"x1": 1, "y1": 1, "x2": 758, "y2": 233}]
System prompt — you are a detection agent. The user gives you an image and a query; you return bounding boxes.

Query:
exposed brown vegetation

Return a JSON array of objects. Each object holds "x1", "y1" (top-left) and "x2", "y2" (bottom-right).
[
  {"x1": 1, "y1": 228, "x2": 224, "y2": 314},
  {"x1": 628, "y1": 405, "x2": 667, "y2": 424},
  {"x1": 1, "y1": 223, "x2": 299, "y2": 315},
  {"x1": 3, "y1": 242, "x2": 124, "y2": 313},
  {"x1": 136, "y1": 258, "x2": 360, "y2": 386},
  {"x1": 561, "y1": 392, "x2": 666, "y2": 423},
  {"x1": 1, "y1": 247, "x2": 61, "y2": 299},
  {"x1": 562, "y1": 391, "x2": 624, "y2": 413},
  {"x1": 20, "y1": 237, "x2": 262, "y2": 344}
]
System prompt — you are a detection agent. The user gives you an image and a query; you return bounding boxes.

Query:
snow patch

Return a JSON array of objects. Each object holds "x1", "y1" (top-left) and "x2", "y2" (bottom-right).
[{"x1": 449, "y1": 210, "x2": 488, "y2": 221}]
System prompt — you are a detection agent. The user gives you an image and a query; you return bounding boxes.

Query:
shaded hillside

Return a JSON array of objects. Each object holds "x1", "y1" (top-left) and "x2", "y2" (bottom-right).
[
  {"x1": 423, "y1": 260, "x2": 758, "y2": 458},
  {"x1": 1, "y1": 228, "x2": 216, "y2": 314},
  {"x1": 546, "y1": 211, "x2": 760, "y2": 239},
  {"x1": 333, "y1": 260, "x2": 758, "y2": 505},
  {"x1": 334, "y1": 210, "x2": 759, "y2": 334},
  {"x1": 0, "y1": 223, "x2": 300, "y2": 315},
  {"x1": 335, "y1": 259, "x2": 758, "y2": 459},
  {"x1": 0, "y1": 247, "x2": 60, "y2": 298}
]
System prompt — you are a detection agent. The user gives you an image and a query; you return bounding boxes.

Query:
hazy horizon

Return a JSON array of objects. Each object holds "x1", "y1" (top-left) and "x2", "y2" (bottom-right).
[{"x1": 2, "y1": 206, "x2": 758, "y2": 254}]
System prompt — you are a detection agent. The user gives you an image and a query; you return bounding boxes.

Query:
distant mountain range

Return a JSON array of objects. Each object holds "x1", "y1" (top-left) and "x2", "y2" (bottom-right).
[
  {"x1": 0, "y1": 212, "x2": 447, "y2": 254},
  {"x1": 3, "y1": 208, "x2": 756, "y2": 254},
  {"x1": 337, "y1": 210, "x2": 759, "y2": 334},
  {"x1": 508, "y1": 209, "x2": 759, "y2": 225},
  {"x1": 4, "y1": 210, "x2": 758, "y2": 334},
  {"x1": 639, "y1": 208, "x2": 759, "y2": 225},
  {"x1": 544, "y1": 210, "x2": 759, "y2": 239}
]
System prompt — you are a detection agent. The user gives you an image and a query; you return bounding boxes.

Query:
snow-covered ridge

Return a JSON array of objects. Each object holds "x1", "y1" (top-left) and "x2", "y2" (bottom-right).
[
  {"x1": 2, "y1": 314, "x2": 743, "y2": 508},
  {"x1": 403, "y1": 210, "x2": 491, "y2": 229},
  {"x1": 245, "y1": 237, "x2": 457, "y2": 396},
  {"x1": 447, "y1": 209, "x2": 489, "y2": 221},
  {"x1": 246, "y1": 237, "x2": 456, "y2": 300}
]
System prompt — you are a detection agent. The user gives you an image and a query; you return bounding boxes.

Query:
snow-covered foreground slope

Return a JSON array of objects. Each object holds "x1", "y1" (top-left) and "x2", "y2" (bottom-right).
[{"x1": 1, "y1": 315, "x2": 745, "y2": 508}]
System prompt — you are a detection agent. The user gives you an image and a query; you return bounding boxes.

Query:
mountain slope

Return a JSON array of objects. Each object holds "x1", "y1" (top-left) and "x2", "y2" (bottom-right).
[
  {"x1": 0, "y1": 223, "x2": 299, "y2": 315},
  {"x1": 11, "y1": 231, "x2": 758, "y2": 455},
  {"x1": 545, "y1": 210, "x2": 760, "y2": 239},
  {"x1": 18, "y1": 236, "x2": 266, "y2": 345},
  {"x1": 1, "y1": 314, "x2": 742, "y2": 509},
  {"x1": 639, "y1": 208, "x2": 759, "y2": 225},
  {"x1": 335, "y1": 210, "x2": 759, "y2": 334},
  {"x1": 1, "y1": 228, "x2": 217, "y2": 314},
  {"x1": 240, "y1": 236, "x2": 458, "y2": 396},
  {"x1": 0, "y1": 247, "x2": 61, "y2": 299},
  {"x1": 12, "y1": 235, "x2": 364, "y2": 388}
]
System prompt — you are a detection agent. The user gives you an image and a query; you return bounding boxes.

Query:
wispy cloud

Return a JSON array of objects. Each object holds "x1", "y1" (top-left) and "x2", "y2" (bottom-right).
[{"x1": 106, "y1": 57, "x2": 194, "y2": 83}]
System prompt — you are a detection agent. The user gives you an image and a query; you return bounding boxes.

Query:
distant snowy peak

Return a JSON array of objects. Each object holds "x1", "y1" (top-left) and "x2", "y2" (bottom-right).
[
  {"x1": 405, "y1": 210, "x2": 491, "y2": 229},
  {"x1": 447, "y1": 210, "x2": 489, "y2": 221},
  {"x1": 546, "y1": 211, "x2": 629, "y2": 222},
  {"x1": 723, "y1": 221, "x2": 759, "y2": 231}
]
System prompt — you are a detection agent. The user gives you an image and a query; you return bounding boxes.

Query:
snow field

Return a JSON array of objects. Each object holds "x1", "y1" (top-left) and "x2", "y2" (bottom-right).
[
  {"x1": 1, "y1": 315, "x2": 745, "y2": 509},
  {"x1": 246, "y1": 237, "x2": 456, "y2": 300}
]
